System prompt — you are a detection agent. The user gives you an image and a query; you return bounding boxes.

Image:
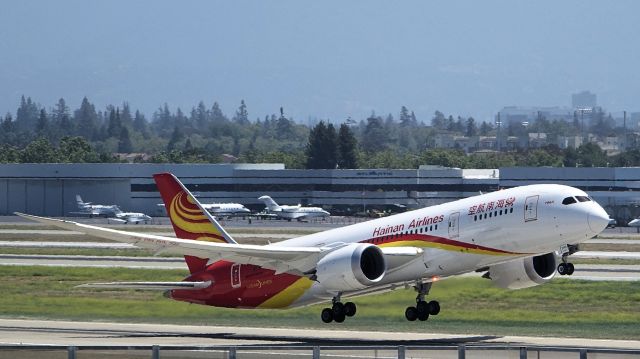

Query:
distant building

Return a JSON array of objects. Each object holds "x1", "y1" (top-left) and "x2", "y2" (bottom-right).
[
  {"x1": 572, "y1": 90, "x2": 597, "y2": 109},
  {"x1": 498, "y1": 106, "x2": 573, "y2": 124}
]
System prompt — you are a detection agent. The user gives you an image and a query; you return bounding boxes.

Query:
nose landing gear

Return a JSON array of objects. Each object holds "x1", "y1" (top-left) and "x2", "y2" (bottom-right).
[
  {"x1": 320, "y1": 294, "x2": 357, "y2": 323},
  {"x1": 557, "y1": 244, "x2": 578, "y2": 276},
  {"x1": 405, "y1": 282, "x2": 440, "y2": 322}
]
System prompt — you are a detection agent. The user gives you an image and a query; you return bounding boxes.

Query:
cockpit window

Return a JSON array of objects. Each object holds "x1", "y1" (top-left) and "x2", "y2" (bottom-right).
[
  {"x1": 576, "y1": 196, "x2": 591, "y2": 202},
  {"x1": 562, "y1": 197, "x2": 577, "y2": 205}
]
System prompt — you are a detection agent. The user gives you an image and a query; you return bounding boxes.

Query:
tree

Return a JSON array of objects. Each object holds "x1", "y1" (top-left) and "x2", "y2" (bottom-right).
[
  {"x1": 59, "y1": 136, "x2": 97, "y2": 162},
  {"x1": 479, "y1": 121, "x2": 493, "y2": 136},
  {"x1": 305, "y1": 121, "x2": 337, "y2": 169},
  {"x1": 132, "y1": 110, "x2": 149, "y2": 138},
  {"x1": 118, "y1": 127, "x2": 133, "y2": 153},
  {"x1": 107, "y1": 108, "x2": 122, "y2": 138},
  {"x1": 399, "y1": 106, "x2": 416, "y2": 127},
  {"x1": 75, "y1": 97, "x2": 97, "y2": 140},
  {"x1": 20, "y1": 137, "x2": 58, "y2": 163},
  {"x1": 15, "y1": 96, "x2": 39, "y2": 131},
  {"x1": 52, "y1": 98, "x2": 73, "y2": 136},
  {"x1": 211, "y1": 102, "x2": 227, "y2": 123},
  {"x1": 431, "y1": 111, "x2": 446, "y2": 130},
  {"x1": 361, "y1": 115, "x2": 389, "y2": 152},
  {"x1": 337, "y1": 124, "x2": 358, "y2": 168},
  {"x1": 167, "y1": 125, "x2": 184, "y2": 152},
  {"x1": 465, "y1": 117, "x2": 477, "y2": 137},
  {"x1": 36, "y1": 109, "x2": 49, "y2": 137},
  {"x1": 275, "y1": 107, "x2": 294, "y2": 139},
  {"x1": 233, "y1": 100, "x2": 249, "y2": 125},
  {"x1": 577, "y1": 143, "x2": 608, "y2": 167}
]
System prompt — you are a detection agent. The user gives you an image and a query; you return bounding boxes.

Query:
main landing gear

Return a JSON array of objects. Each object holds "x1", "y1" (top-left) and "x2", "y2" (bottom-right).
[
  {"x1": 405, "y1": 282, "x2": 440, "y2": 322},
  {"x1": 321, "y1": 294, "x2": 357, "y2": 323},
  {"x1": 557, "y1": 244, "x2": 577, "y2": 276}
]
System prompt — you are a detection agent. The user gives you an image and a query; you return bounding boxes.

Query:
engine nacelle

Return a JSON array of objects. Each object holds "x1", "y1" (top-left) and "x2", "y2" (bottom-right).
[
  {"x1": 486, "y1": 253, "x2": 557, "y2": 290},
  {"x1": 316, "y1": 243, "x2": 386, "y2": 291}
]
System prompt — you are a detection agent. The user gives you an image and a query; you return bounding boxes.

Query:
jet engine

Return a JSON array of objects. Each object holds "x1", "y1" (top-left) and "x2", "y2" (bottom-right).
[
  {"x1": 484, "y1": 253, "x2": 557, "y2": 290},
  {"x1": 316, "y1": 243, "x2": 386, "y2": 291}
]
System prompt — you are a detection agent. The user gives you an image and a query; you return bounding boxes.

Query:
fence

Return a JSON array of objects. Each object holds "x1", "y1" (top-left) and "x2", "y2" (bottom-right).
[{"x1": 1, "y1": 344, "x2": 640, "y2": 359}]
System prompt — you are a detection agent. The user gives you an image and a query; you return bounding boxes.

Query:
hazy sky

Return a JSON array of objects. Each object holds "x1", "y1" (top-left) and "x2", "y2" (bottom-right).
[{"x1": 1, "y1": 1, "x2": 638, "y2": 123}]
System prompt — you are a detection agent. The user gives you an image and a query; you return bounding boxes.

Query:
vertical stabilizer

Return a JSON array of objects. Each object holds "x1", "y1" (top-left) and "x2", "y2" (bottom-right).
[
  {"x1": 258, "y1": 195, "x2": 281, "y2": 211},
  {"x1": 153, "y1": 172, "x2": 237, "y2": 273}
]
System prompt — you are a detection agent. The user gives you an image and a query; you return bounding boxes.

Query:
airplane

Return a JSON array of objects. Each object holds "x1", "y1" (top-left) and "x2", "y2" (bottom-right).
[
  {"x1": 110, "y1": 211, "x2": 153, "y2": 225},
  {"x1": 157, "y1": 202, "x2": 251, "y2": 218},
  {"x1": 72, "y1": 195, "x2": 121, "y2": 217},
  {"x1": 17, "y1": 173, "x2": 609, "y2": 324},
  {"x1": 258, "y1": 195, "x2": 330, "y2": 221}
]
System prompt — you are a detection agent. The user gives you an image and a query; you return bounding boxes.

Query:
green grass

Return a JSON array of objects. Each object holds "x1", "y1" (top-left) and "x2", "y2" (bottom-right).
[{"x1": 1, "y1": 266, "x2": 639, "y2": 339}]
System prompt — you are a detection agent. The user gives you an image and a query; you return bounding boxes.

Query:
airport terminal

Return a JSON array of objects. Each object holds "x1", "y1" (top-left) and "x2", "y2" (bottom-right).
[{"x1": 1, "y1": 163, "x2": 639, "y2": 223}]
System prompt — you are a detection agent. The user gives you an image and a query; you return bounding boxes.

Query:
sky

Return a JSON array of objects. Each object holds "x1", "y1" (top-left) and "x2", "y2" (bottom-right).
[{"x1": 1, "y1": 1, "x2": 638, "y2": 124}]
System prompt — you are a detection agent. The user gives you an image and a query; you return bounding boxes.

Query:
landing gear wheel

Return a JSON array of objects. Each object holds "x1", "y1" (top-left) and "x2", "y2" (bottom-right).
[
  {"x1": 428, "y1": 300, "x2": 440, "y2": 315},
  {"x1": 321, "y1": 308, "x2": 333, "y2": 323},
  {"x1": 332, "y1": 302, "x2": 345, "y2": 317},
  {"x1": 557, "y1": 263, "x2": 567, "y2": 275},
  {"x1": 344, "y1": 302, "x2": 357, "y2": 317},
  {"x1": 405, "y1": 306, "x2": 418, "y2": 321},
  {"x1": 566, "y1": 262, "x2": 575, "y2": 275},
  {"x1": 333, "y1": 312, "x2": 346, "y2": 323},
  {"x1": 416, "y1": 301, "x2": 430, "y2": 321}
]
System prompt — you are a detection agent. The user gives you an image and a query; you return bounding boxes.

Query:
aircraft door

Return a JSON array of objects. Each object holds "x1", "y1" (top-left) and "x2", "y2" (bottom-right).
[
  {"x1": 231, "y1": 263, "x2": 241, "y2": 288},
  {"x1": 448, "y1": 212, "x2": 460, "y2": 238},
  {"x1": 524, "y1": 195, "x2": 539, "y2": 222}
]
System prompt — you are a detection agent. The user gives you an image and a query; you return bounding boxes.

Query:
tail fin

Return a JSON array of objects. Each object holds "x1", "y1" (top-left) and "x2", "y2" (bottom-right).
[
  {"x1": 153, "y1": 172, "x2": 237, "y2": 274},
  {"x1": 258, "y1": 195, "x2": 281, "y2": 211}
]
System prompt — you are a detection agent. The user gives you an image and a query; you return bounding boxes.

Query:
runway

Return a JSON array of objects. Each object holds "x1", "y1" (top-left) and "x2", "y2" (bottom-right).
[
  {"x1": 2, "y1": 254, "x2": 639, "y2": 280},
  {"x1": 1, "y1": 318, "x2": 639, "y2": 349}
]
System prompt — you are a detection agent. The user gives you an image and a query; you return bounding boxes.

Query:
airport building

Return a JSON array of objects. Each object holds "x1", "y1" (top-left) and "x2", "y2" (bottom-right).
[{"x1": 1, "y1": 163, "x2": 639, "y2": 223}]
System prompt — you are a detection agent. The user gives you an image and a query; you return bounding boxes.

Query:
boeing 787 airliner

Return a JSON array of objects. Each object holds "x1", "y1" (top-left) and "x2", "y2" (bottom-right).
[{"x1": 17, "y1": 172, "x2": 609, "y2": 323}]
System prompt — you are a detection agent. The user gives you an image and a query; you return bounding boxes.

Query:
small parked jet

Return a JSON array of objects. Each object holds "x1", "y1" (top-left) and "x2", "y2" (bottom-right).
[
  {"x1": 73, "y1": 195, "x2": 121, "y2": 217},
  {"x1": 258, "y1": 195, "x2": 330, "y2": 221},
  {"x1": 18, "y1": 173, "x2": 609, "y2": 323},
  {"x1": 158, "y1": 201, "x2": 250, "y2": 218}
]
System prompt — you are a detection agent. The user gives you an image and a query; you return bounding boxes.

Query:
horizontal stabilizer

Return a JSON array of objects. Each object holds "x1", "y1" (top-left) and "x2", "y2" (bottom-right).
[{"x1": 76, "y1": 281, "x2": 212, "y2": 290}]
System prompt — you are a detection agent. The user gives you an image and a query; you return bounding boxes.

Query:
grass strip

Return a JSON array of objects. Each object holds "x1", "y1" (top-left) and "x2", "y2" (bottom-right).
[{"x1": 1, "y1": 266, "x2": 638, "y2": 339}]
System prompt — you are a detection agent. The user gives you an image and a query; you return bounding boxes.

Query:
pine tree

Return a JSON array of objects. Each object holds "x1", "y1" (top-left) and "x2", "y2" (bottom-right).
[
  {"x1": 36, "y1": 109, "x2": 49, "y2": 137},
  {"x1": 306, "y1": 121, "x2": 337, "y2": 169},
  {"x1": 118, "y1": 127, "x2": 133, "y2": 153},
  {"x1": 107, "y1": 108, "x2": 122, "y2": 138},
  {"x1": 133, "y1": 110, "x2": 149, "y2": 139},
  {"x1": 75, "y1": 97, "x2": 97, "y2": 140},
  {"x1": 337, "y1": 123, "x2": 358, "y2": 169},
  {"x1": 16, "y1": 96, "x2": 40, "y2": 131},
  {"x1": 167, "y1": 125, "x2": 183, "y2": 151},
  {"x1": 233, "y1": 100, "x2": 249, "y2": 125}
]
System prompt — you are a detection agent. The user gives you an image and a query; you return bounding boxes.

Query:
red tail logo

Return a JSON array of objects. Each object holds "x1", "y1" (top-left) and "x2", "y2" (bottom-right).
[{"x1": 154, "y1": 172, "x2": 235, "y2": 274}]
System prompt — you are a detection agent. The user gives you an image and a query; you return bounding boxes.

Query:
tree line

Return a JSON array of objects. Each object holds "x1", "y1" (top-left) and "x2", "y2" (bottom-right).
[{"x1": 1, "y1": 96, "x2": 639, "y2": 169}]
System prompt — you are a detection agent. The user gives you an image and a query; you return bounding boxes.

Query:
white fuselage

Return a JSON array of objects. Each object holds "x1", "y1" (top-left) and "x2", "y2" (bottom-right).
[
  {"x1": 201, "y1": 203, "x2": 251, "y2": 216},
  {"x1": 270, "y1": 184, "x2": 608, "y2": 307}
]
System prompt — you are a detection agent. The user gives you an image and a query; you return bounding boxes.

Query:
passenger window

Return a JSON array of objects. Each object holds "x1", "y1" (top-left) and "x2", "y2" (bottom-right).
[
  {"x1": 489, "y1": 212, "x2": 492, "y2": 218},
  {"x1": 576, "y1": 196, "x2": 590, "y2": 202},
  {"x1": 510, "y1": 208, "x2": 514, "y2": 213},
  {"x1": 484, "y1": 213, "x2": 487, "y2": 219},
  {"x1": 435, "y1": 225, "x2": 438, "y2": 230},
  {"x1": 430, "y1": 225, "x2": 433, "y2": 231},
  {"x1": 562, "y1": 197, "x2": 577, "y2": 205},
  {"x1": 499, "y1": 210, "x2": 503, "y2": 215},
  {"x1": 474, "y1": 215, "x2": 477, "y2": 221}
]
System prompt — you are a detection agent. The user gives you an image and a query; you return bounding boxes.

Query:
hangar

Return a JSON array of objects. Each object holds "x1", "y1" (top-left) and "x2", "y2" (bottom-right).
[
  {"x1": 0, "y1": 163, "x2": 497, "y2": 216},
  {"x1": 1, "y1": 163, "x2": 638, "y2": 223}
]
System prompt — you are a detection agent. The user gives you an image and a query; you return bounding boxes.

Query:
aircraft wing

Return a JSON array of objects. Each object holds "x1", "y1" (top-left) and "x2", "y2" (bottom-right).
[
  {"x1": 16, "y1": 213, "x2": 322, "y2": 274},
  {"x1": 77, "y1": 281, "x2": 212, "y2": 290}
]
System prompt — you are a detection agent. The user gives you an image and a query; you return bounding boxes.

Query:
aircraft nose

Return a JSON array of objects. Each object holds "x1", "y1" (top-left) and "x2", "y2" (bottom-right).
[{"x1": 587, "y1": 204, "x2": 609, "y2": 234}]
